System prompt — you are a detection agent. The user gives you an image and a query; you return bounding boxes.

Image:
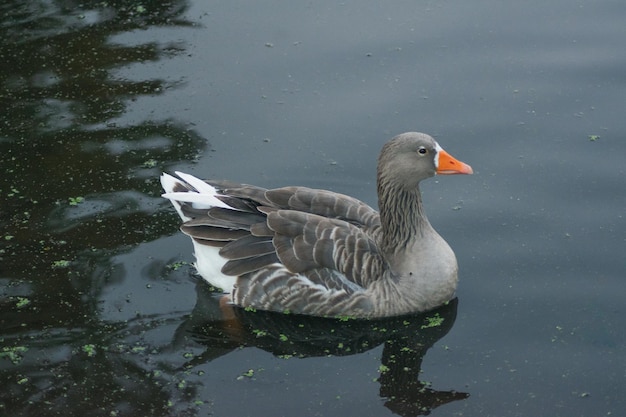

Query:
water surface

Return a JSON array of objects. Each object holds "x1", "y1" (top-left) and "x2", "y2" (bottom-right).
[{"x1": 1, "y1": 1, "x2": 625, "y2": 416}]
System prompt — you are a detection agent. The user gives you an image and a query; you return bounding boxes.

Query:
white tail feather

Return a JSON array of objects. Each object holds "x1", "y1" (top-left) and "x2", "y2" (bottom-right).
[
  {"x1": 174, "y1": 171, "x2": 218, "y2": 194},
  {"x1": 161, "y1": 191, "x2": 231, "y2": 209},
  {"x1": 161, "y1": 171, "x2": 250, "y2": 292},
  {"x1": 160, "y1": 172, "x2": 182, "y2": 194},
  {"x1": 161, "y1": 172, "x2": 234, "y2": 213}
]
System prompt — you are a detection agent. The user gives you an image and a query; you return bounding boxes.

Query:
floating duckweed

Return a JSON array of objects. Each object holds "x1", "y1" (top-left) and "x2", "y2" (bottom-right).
[
  {"x1": 237, "y1": 369, "x2": 254, "y2": 380},
  {"x1": 52, "y1": 260, "x2": 71, "y2": 268},
  {"x1": 68, "y1": 196, "x2": 84, "y2": 206},
  {"x1": 142, "y1": 158, "x2": 157, "y2": 168},
  {"x1": 421, "y1": 313, "x2": 444, "y2": 329},
  {"x1": 82, "y1": 344, "x2": 97, "y2": 357},
  {"x1": 1, "y1": 346, "x2": 28, "y2": 364},
  {"x1": 15, "y1": 297, "x2": 30, "y2": 308},
  {"x1": 167, "y1": 261, "x2": 188, "y2": 271}
]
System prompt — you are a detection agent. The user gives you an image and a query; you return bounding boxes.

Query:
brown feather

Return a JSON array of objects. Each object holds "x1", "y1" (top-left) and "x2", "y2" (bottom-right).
[
  {"x1": 181, "y1": 224, "x2": 249, "y2": 241},
  {"x1": 219, "y1": 235, "x2": 275, "y2": 259},
  {"x1": 221, "y1": 253, "x2": 280, "y2": 275}
]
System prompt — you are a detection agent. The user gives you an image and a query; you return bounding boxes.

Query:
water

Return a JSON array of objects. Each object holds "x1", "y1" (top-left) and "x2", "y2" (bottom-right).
[{"x1": 1, "y1": 1, "x2": 625, "y2": 416}]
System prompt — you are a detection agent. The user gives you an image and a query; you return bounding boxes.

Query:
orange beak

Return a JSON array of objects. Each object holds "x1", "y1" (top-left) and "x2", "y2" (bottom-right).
[{"x1": 436, "y1": 149, "x2": 473, "y2": 175}]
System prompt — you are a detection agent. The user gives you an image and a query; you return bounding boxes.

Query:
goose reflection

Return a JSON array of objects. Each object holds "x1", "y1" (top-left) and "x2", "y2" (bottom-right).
[{"x1": 176, "y1": 282, "x2": 469, "y2": 416}]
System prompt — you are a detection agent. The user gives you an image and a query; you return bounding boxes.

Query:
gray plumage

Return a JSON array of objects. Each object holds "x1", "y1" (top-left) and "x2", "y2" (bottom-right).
[{"x1": 161, "y1": 132, "x2": 473, "y2": 318}]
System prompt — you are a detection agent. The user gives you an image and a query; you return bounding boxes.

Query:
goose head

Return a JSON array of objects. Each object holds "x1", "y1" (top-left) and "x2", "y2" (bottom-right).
[{"x1": 377, "y1": 132, "x2": 473, "y2": 191}]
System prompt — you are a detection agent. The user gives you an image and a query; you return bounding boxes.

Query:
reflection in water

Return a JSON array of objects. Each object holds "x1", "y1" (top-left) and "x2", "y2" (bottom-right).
[
  {"x1": 0, "y1": 1, "x2": 203, "y2": 283},
  {"x1": 0, "y1": 0, "x2": 204, "y2": 274},
  {"x1": 0, "y1": 2, "x2": 468, "y2": 416},
  {"x1": 0, "y1": 1, "x2": 207, "y2": 415},
  {"x1": 183, "y1": 284, "x2": 469, "y2": 416}
]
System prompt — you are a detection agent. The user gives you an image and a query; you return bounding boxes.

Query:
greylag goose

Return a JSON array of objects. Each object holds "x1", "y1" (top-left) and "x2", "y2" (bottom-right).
[{"x1": 161, "y1": 132, "x2": 473, "y2": 318}]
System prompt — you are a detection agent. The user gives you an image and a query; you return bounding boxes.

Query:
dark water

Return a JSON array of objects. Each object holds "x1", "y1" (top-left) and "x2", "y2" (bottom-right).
[{"x1": 1, "y1": 1, "x2": 624, "y2": 416}]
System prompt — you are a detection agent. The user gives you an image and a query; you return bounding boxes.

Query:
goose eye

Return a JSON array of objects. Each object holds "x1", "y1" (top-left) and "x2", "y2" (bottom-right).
[{"x1": 417, "y1": 147, "x2": 427, "y2": 155}]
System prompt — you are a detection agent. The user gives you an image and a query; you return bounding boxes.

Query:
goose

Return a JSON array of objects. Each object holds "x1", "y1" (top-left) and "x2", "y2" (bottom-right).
[{"x1": 161, "y1": 132, "x2": 473, "y2": 318}]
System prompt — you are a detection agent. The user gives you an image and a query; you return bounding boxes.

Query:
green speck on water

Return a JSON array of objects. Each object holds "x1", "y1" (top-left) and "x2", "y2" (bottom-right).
[
  {"x1": 52, "y1": 259, "x2": 71, "y2": 268},
  {"x1": 252, "y1": 329, "x2": 268, "y2": 337},
  {"x1": 142, "y1": 158, "x2": 157, "y2": 168},
  {"x1": 82, "y1": 344, "x2": 97, "y2": 357},
  {"x1": 238, "y1": 369, "x2": 254, "y2": 380},
  {"x1": 167, "y1": 260, "x2": 188, "y2": 271},
  {"x1": 421, "y1": 313, "x2": 444, "y2": 329},
  {"x1": 588, "y1": 135, "x2": 600, "y2": 141},
  {"x1": 68, "y1": 196, "x2": 84, "y2": 206},
  {"x1": 15, "y1": 297, "x2": 30, "y2": 308},
  {"x1": 1, "y1": 346, "x2": 28, "y2": 364}
]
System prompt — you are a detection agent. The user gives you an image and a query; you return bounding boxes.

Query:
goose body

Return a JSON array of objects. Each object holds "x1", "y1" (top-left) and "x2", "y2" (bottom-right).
[{"x1": 161, "y1": 132, "x2": 473, "y2": 318}]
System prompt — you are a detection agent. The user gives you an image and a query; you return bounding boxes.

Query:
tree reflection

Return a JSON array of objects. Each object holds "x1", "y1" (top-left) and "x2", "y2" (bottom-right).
[
  {"x1": 0, "y1": 2, "x2": 469, "y2": 416},
  {"x1": 0, "y1": 1, "x2": 206, "y2": 415},
  {"x1": 0, "y1": 0, "x2": 204, "y2": 280}
]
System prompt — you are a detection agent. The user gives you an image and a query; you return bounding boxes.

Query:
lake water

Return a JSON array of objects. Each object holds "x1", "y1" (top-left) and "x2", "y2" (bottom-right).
[{"x1": 1, "y1": 1, "x2": 625, "y2": 416}]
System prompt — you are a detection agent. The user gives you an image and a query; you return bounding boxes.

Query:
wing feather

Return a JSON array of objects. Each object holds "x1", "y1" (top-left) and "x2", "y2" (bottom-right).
[
  {"x1": 221, "y1": 253, "x2": 280, "y2": 275},
  {"x1": 163, "y1": 173, "x2": 388, "y2": 316},
  {"x1": 219, "y1": 235, "x2": 275, "y2": 259},
  {"x1": 266, "y1": 210, "x2": 385, "y2": 288},
  {"x1": 232, "y1": 265, "x2": 376, "y2": 317},
  {"x1": 265, "y1": 187, "x2": 380, "y2": 228}
]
